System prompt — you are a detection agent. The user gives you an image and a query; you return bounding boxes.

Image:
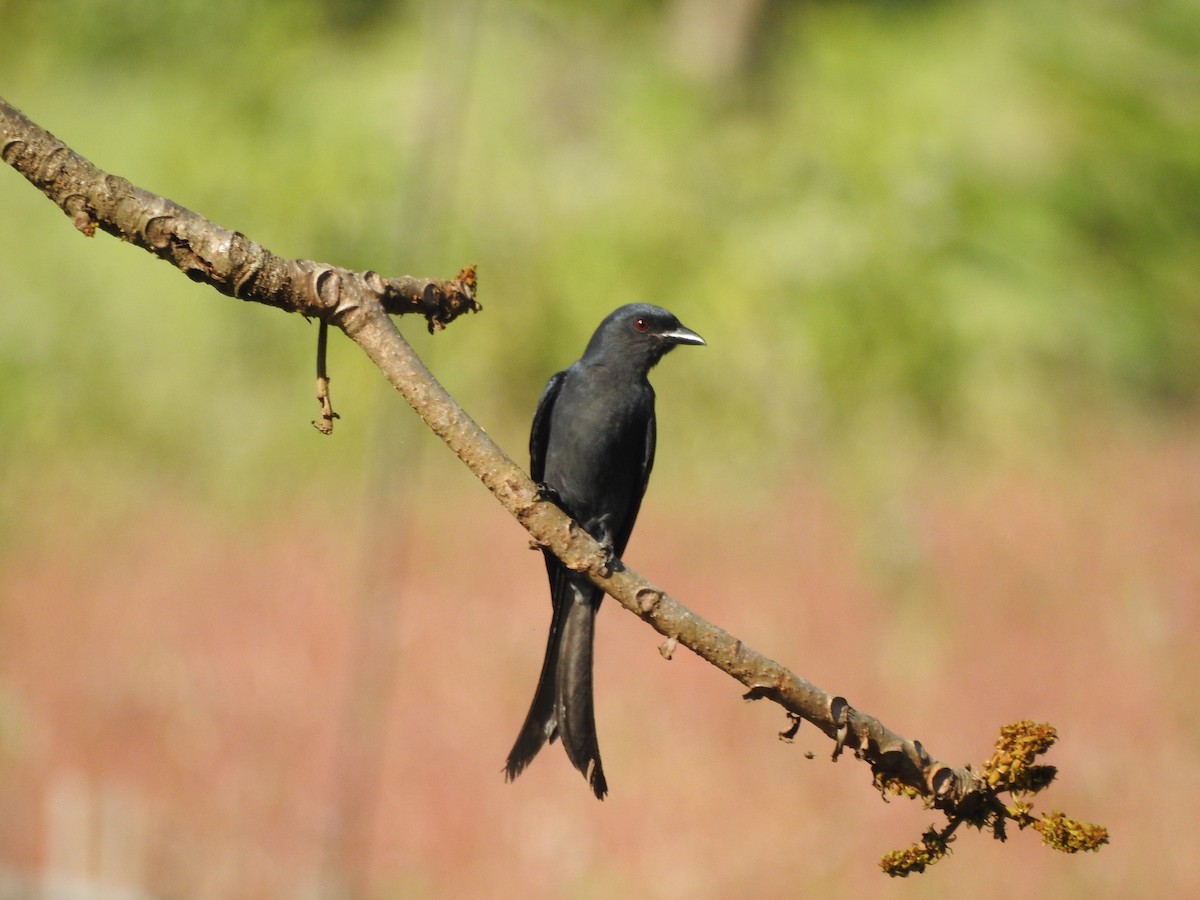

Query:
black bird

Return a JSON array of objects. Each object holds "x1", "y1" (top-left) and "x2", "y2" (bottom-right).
[{"x1": 504, "y1": 303, "x2": 705, "y2": 799}]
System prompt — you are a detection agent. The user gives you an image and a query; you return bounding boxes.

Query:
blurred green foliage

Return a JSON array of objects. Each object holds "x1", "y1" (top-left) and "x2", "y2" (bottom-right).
[{"x1": 1, "y1": 0, "x2": 1197, "y2": 515}]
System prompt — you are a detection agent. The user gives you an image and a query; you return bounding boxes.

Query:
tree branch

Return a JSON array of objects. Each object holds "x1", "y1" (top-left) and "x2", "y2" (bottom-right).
[
  {"x1": 312, "y1": 319, "x2": 339, "y2": 434},
  {"x1": 0, "y1": 98, "x2": 478, "y2": 332},
  {"x1": 0, "y1": 97, "x2": 1106, "y2": 872}
]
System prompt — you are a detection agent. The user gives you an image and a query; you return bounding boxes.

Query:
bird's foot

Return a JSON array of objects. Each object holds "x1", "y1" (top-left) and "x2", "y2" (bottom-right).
[
  {"x1": 596, "y1": 539, "x2": 618, "y2": 578},
  {"x1": 535, "y1": 482, "x2": 565, "y2": 508}
]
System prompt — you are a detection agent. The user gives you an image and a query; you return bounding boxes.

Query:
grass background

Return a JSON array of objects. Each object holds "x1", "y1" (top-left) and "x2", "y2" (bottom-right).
[{"x1": 1, "y1": 0, "x2": 1197, "y2": 896}]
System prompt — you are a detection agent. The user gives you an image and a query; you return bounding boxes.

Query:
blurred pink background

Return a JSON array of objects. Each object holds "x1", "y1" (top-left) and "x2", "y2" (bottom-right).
[{"x1": 0, "y1": 422, "x2": 1191, "y2": 897}]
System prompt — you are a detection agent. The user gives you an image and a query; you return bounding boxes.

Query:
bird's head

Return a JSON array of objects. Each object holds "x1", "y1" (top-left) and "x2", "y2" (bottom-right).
[{"x1": 582, "y1": 303, "x2": 705, "y2": 369}]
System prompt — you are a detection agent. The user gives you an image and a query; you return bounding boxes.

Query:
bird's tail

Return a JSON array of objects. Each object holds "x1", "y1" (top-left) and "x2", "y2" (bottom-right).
[
  {"x1": 555, "y1": 588, "x2": 607, "y2": 799},
  {"x1": 504, "y1": 603, "x2": 563, "y2": 784},
  {"x1": 505, "y1": 577, "x2": 607, "y2": 800}
]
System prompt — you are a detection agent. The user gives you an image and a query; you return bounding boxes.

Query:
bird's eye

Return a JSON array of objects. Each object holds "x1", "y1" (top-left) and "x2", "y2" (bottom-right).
[{"x1": 634, "y1": 318, "x2": 649, "y2": 332}]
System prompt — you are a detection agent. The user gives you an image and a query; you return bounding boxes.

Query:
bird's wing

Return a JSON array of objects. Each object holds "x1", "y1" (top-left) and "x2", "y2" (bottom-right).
[
  {"x1": 529, "y1": 370, "x2": 566, "y2": 484},
  {"x1": 639, "y1": 406, "x2": 656, "y2": 505},
  {"x1": 610, "y1": 403, "x2": 656, "y2": 558}
]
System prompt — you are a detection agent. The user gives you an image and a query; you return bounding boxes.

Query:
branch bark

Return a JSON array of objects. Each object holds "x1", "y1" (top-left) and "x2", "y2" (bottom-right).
[
  {"x1": 2, "y1": 97, "x2": 1104, "y2": 869},
  {"x1": 0, "y1": 99, "x2": 477, "y2": 332}
]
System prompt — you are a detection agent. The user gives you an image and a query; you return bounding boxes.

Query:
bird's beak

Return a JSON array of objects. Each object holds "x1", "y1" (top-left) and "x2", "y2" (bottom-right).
[{"x1": 661, "y1": 324, "x2": 706, "y2": 346}]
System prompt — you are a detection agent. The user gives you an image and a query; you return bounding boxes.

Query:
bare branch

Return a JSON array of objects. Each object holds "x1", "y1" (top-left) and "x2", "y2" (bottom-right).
[
  {"x1": 0, "y1": 98, "x2": 478, "y2": 332},
  {"x1": 1, "y1": 96, "x2": 1106, "y2": 871},
  {"x1": 313, "y1": 320, "x2": 339, "y2": 434}
]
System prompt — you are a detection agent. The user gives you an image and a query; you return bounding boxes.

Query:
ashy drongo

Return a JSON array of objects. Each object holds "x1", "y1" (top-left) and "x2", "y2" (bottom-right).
[{"x1": 504, "y1": 303, "x2": 705, "y2": 799}]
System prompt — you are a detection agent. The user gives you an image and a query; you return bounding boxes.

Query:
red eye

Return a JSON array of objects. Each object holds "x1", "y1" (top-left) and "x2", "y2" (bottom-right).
[{"x1": 634, "y1": 318, "x2": 649, "y2": 332}]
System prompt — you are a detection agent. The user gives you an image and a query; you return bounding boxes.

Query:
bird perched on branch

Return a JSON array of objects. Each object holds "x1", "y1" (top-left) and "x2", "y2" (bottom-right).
[{"x1": 505, "y1": 303, "x2": 705, "y2": 799}]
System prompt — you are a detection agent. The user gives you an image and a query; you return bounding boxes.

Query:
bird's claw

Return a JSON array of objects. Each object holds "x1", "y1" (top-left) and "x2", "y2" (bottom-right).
[
  {"x1": 535, "y1": 482, "x2": 565, "y2": 508},
  {"x1": 596, "y1": 540, "x2": 617, "y2": 578}
]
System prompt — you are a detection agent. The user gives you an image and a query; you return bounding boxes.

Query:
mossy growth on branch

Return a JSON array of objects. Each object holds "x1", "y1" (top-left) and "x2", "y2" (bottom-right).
[{"x1": 879, "y1": 721, "x2": 1109, "y2": 877}]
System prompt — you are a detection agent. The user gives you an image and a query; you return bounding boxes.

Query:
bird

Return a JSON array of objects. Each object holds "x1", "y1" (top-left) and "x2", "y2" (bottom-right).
[{"x1": 504, "y1": 303, "x2": 705, "y2": 799}]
